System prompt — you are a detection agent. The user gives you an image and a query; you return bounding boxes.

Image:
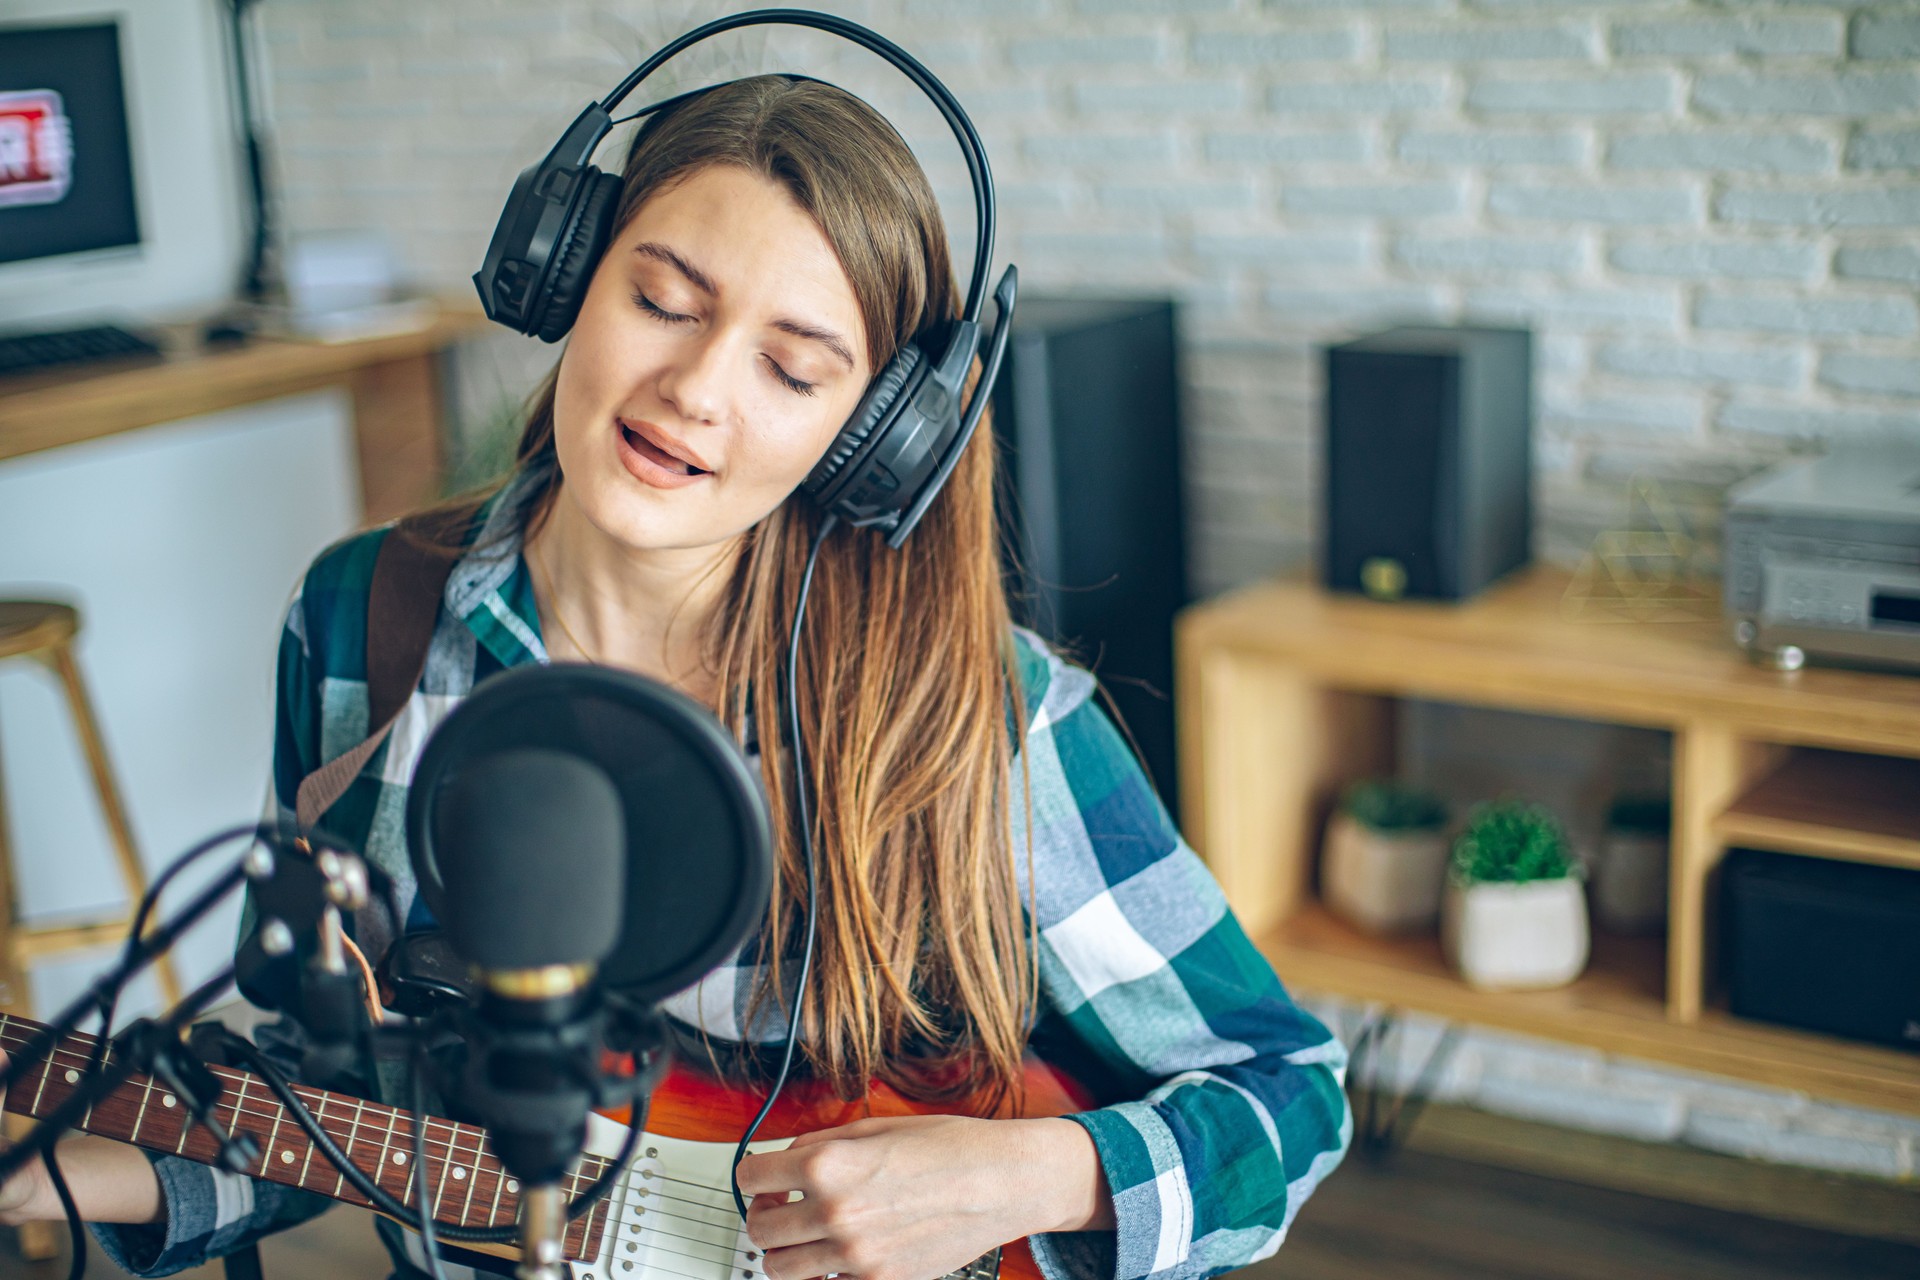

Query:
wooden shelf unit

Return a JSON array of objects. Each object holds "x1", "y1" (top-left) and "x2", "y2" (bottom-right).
[
  {"x1": 1715, "y1": 750, "x2": 1920, "y2": 873},
  {"x1": 1176, "y1": 566, "x2": 1920, "y2": 1115}
]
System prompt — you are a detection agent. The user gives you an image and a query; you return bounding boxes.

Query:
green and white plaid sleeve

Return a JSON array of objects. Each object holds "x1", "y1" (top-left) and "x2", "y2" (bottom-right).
[{"x1": 1010, "y1": 632, "x2": 1351, "y2": 1280}]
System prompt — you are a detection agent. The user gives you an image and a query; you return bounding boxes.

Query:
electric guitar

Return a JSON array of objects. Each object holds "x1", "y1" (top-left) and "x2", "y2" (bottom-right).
[{"x1": 0, "y1": 1013, "x2": 1090, "y2": 1280}]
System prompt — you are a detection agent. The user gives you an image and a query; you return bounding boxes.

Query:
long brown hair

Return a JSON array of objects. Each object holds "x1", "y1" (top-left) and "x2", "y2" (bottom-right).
[{"x1": 462, "y1": 76, "x2": 1034, "y2": 1104}]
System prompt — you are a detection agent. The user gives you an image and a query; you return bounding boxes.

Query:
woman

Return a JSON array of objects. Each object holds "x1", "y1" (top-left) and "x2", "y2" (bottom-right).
[{"x1": 0, "y1": 76, "x2": 1349, "y2": 1280}]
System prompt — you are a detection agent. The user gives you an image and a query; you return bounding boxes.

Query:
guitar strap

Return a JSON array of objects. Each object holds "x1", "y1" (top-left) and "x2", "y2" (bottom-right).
[{"x1": 293, "y1": 519, "x2": 455, "y2": 833}]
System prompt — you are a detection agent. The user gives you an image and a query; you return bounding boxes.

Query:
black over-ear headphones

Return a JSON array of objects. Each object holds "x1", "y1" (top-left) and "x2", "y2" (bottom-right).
[{"x1": 473, "y1": 8, "x2": 1018, "y2": 549}]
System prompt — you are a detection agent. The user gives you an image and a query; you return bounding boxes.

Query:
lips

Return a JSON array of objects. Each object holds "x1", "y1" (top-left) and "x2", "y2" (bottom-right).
[{"x1": 618, "y1": 418, "x2": 710, "y2": 474}]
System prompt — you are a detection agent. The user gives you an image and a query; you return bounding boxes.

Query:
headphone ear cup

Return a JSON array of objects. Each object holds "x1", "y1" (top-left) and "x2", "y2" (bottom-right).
[
  {"x1": 532, "y1": 169, "x2": 622, "y2": 343},
  {"x1": 805, "y1": 343, "x2": 926, "y2": 504}
]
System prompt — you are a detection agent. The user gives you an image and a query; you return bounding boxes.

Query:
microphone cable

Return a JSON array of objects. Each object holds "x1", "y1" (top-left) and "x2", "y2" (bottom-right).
[
  {"x1": 41, "y1": 1145, "x2": 85, "y2": 1280},
  {"x1": 216, "y1": 1032, "x2": 640, "y2": 1244},
  {"x1": 410, "y1": 1041, "x2": 450, "y2": 1280},
  {"x1": 731, "y1": 510, "x2": 836, "y2": 1220}
]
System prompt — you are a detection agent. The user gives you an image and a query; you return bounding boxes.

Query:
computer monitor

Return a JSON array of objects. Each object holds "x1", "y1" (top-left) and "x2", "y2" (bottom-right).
[
  {"x1": 0, "y1": 0, "x2": 241, "y2": 331},
  {"x1": 0, "y1": 21, "x2": 140, "y2": 264}
]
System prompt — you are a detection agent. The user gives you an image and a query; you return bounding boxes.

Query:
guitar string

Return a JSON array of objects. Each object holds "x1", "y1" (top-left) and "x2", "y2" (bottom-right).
[
  {"x1": 0, "y1": 1027, "x2": 580, "y2": 1174},
  {"x1": 0, "y1": 1026, "x2": 768, "y2": 1221},
  {"x1": 0, "y1": 1027, "x2": 772, "y2": 1253},
  {"x1": 4, "y1": 1027, "x2": 792, "y2": 1241},
  {"x1": 0, "y1": 1027, "x2": 611, "y2": 1224},
  {"x1": 1, "y1": 1025, "x2": 999, "y2": 1280}
]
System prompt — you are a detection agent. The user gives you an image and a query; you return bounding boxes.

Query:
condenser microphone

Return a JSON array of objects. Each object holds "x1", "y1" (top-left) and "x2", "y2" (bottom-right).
[
  {"x1": 406, "y1": 662, "x2": 775, "y2": 1277},
  {"x1": 434, "y1": 747, "x2": 624, "y2": 1280}
]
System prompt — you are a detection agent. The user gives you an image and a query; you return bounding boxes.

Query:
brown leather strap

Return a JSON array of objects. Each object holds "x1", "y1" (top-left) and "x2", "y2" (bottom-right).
[{"x1": 294, "y1": 520, "x2": 455, "y2": 831}]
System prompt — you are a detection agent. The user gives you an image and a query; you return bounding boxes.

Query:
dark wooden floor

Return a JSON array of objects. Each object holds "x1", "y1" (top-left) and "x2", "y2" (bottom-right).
[
  {"x1": 5, "y1": 1148, "x2": 1918, "y2": 1280},
  {"x1": 1252, "y1": 1150, "x2": 1920, "y2": 1280}
]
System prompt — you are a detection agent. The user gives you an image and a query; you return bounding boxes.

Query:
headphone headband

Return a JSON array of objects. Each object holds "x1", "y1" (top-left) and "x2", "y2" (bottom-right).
[{"x1": 599, "y1": 8, "x2": 995, "y2": 323}]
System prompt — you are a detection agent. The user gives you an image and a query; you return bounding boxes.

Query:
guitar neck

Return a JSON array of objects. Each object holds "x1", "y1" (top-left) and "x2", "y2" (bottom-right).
[{"x1": 0, "y1": 1012, "x2": 615, "y2": 1262}]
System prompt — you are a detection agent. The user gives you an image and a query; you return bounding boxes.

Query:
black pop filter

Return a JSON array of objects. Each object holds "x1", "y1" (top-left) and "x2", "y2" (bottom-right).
[{"x1": 407, "y1": 664, "x2": 773, "y2": 1005}]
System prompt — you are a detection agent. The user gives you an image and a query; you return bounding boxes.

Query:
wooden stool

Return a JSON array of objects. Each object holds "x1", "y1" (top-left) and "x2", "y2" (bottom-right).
[
  {"x1": 0, "y1": 603, "x2": 186, "y2": 1255},
  {"x1": 0, "y1": 601, "x2": 184, "y2": 1008}
]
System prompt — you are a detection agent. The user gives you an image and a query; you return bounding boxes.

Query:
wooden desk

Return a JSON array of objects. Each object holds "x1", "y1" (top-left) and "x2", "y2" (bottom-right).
[
  {"x1": 0, "y1": 303, "x2": 494, "y2": 523},
  {"x1": 1176, "y1": 566, "x2": 1920, "y2": 1114}
]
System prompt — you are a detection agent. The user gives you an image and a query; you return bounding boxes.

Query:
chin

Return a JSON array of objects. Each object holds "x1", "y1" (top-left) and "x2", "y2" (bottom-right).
[{"x1": 571, "y1": 471, "x2": 768, "y2": 556}]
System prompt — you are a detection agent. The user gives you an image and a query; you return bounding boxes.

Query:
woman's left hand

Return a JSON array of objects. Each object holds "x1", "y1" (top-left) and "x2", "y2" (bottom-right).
[{"x1": 735, "y1": 1114, "x2": 1111, "y2": 1280}]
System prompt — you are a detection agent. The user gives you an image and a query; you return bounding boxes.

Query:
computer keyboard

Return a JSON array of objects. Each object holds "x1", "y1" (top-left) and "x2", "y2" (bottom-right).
[{"x1": 0, "y1": 323, "x2": 163, "y2": 378}]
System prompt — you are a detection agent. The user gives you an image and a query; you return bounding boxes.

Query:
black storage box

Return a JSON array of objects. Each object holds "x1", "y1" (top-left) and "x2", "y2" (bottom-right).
[{"x1": 1722, "y1": 848, "x2": 1920, "y2": 1052}]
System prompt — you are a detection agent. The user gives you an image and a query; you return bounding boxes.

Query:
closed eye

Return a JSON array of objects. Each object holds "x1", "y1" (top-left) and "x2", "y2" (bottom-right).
[
  {"x1": 632, "y1": 290, "x2": 694, "y2": 324},
  {"x1": 634, "y1": 288, "x2": 816, "y2": 396},
  {"x1": 763, "y1": 355, "x2": 817, "y2": 397}
]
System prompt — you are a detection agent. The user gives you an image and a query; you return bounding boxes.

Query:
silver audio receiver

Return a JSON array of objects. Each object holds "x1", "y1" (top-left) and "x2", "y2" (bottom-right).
[{"x1": 1723, "y1": 444, "x2": 1920, "y2": 673}]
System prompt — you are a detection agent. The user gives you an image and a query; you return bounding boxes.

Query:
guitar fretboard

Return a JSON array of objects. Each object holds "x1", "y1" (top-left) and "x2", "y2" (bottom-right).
[{"x1": 0, "y1": 1012, "x2": 614, "y2": 1262}]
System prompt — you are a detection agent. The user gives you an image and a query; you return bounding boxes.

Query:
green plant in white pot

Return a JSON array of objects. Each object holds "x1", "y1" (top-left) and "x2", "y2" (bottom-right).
[
  {"x1": 1442, "y1": 800, "x2": 1589, "y2": 990},
  {"x1": 1323, "y1": 780, "x2": 1450, "y2": 933}
]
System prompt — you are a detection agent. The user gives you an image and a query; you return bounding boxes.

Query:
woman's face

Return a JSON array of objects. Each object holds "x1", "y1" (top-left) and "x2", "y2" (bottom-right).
[{"x1": 551, "y1": 164, "x2": 876, "y2": 553}]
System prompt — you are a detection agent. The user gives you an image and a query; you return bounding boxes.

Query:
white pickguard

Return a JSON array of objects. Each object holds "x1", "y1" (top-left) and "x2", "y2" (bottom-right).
[
  {"x1": 572, "y1": 1112, "x2": 793, "y2": 1280},
  {"x1": 392, "y1": 1113, "x2": 790, "y2": 1280}
]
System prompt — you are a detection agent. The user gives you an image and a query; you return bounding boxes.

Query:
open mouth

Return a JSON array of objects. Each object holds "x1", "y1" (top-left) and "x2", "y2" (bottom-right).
[{"x1": 622, "y1": 423, "x2": 709, "y2": 476}]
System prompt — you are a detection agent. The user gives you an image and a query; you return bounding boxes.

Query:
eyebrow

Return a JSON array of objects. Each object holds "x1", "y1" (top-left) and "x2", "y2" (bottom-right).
[{"x1": 632, "y1": 240, "x2": 856, "y2": 372}]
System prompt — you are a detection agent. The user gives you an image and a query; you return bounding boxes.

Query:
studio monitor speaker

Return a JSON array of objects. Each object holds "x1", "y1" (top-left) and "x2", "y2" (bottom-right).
[
  {"x1": 1324, "y1": 326, "x2": 1532, "y2": 602},
  {"x1": 991, "y1": 296, "x2": 1187, "y2": 819}
]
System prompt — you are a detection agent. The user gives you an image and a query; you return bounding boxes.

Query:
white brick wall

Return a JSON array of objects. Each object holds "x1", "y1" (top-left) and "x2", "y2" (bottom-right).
[
  {"x1": 256, "y1": 0, "x2": 1920, "y2": 1179},
  {"x1": 257, "y1": 0, "x2": 1920, "y2": 597}
]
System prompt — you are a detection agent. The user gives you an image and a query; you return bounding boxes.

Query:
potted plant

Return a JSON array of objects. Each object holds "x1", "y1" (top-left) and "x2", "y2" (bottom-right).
[
  {"x1": 1593, "y1": 796, "x2": 1670, "y2": 934},
  {"x1": 1322, "y1": 780, "x2": 1451, "y2": 933},
  {"x1": 1443, "y1": 800, "x2": 1589, "y2": 990}
]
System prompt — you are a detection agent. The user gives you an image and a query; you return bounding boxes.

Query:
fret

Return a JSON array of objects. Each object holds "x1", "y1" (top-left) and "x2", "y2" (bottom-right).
[
  {"x1": 403, "y1": 1114, "x2": 420, "y2": 1207},
  {"x1": 299, "y1": 1093, "x2": 321, "y2": 1189},
  {"x1": 397, "y1": 1110, "x2": 418, "y2": 1210},
  {"x1": 129, "y1": 1077, "x2": 155, "y2": 1144},
  {"x1": 429, "y1": 1118, "x2": 452, "y2": 1224},
  {"x1": 262, "y1": 1085, "x2": 287, "y2": 1176},
  {"x1": 338, "y1": 1098, "x2": 365, "y2": 1200},
  {"x1": 487, "y1": 1148, "x2": 508, "y2": 1228},
  {"x1": 228, "y1": 1075, "x2": 252, "y2": 1171},
  {"x1": 582, "y1": 1176, "x2": 606, "y2": 1259},
  {"x1": 27, "y1": 1045, "x2": 53, "y2": 1119},
  {"x1": 458, "y1": 1123, "x2": 482, "y2": 1225},
  {"x1": 376, "y1": 1106, "x2": 405, "y2": 1204},
  {"x1": 171, "y1": 1077, "x2": 192, "y2": 1155}
]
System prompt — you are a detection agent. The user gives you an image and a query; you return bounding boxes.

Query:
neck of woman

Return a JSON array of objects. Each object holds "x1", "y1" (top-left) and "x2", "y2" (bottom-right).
[{"x1": 524, "y1": 485, "x2": 741, "y2": 706}]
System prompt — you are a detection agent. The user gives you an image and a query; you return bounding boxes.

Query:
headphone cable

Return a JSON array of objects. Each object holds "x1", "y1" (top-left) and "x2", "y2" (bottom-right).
[{"x1": 730, "y1": 510, "x2": 836, "y2": 1220}]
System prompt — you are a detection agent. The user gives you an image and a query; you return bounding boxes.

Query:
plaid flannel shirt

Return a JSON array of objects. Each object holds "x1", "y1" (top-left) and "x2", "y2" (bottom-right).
[{"x1": 93, "y1": 478, "x2": 1350, "y2": 1280}]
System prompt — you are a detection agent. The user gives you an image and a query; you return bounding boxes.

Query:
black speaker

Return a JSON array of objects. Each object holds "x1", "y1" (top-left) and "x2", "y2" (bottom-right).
[
  {"x1": 991, "y1": 296, "x2": 1187, "y2": 818},
  {"x1": 1723, "y1": 848, "x2": 1920, "y2": 1053},
  {"x1": 1323, "y1": 326, "x2": 1532, "y2": 602}
]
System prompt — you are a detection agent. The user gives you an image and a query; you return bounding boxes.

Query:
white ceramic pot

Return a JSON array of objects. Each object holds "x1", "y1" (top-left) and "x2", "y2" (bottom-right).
[
  {"x1": 1594, "y1": 829, "x2": 1669, "y2": 934},
  {"x1": 1322, "y1": 812, "x2": 1451, "y2": 933},
  {"x1": 1442, "y1": 876, "x2": 1590, "y2": 991}
]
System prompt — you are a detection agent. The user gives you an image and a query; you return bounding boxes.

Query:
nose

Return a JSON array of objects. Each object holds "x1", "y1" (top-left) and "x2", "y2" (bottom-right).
[{"x1": 655, "y1": 327, "x2": 732, "y2": 427}]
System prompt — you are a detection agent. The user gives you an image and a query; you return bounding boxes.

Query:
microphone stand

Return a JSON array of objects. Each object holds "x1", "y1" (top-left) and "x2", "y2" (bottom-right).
[
  {"x1": 0, "y1": 852, "x2": 257, "y2": 1184},
  {"x1": 0, "y1": 832, "x2": 375, "y2": 1187},
  {"x1": 518, "y1": 1183, "x2": 568, "y2": 1280}
]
